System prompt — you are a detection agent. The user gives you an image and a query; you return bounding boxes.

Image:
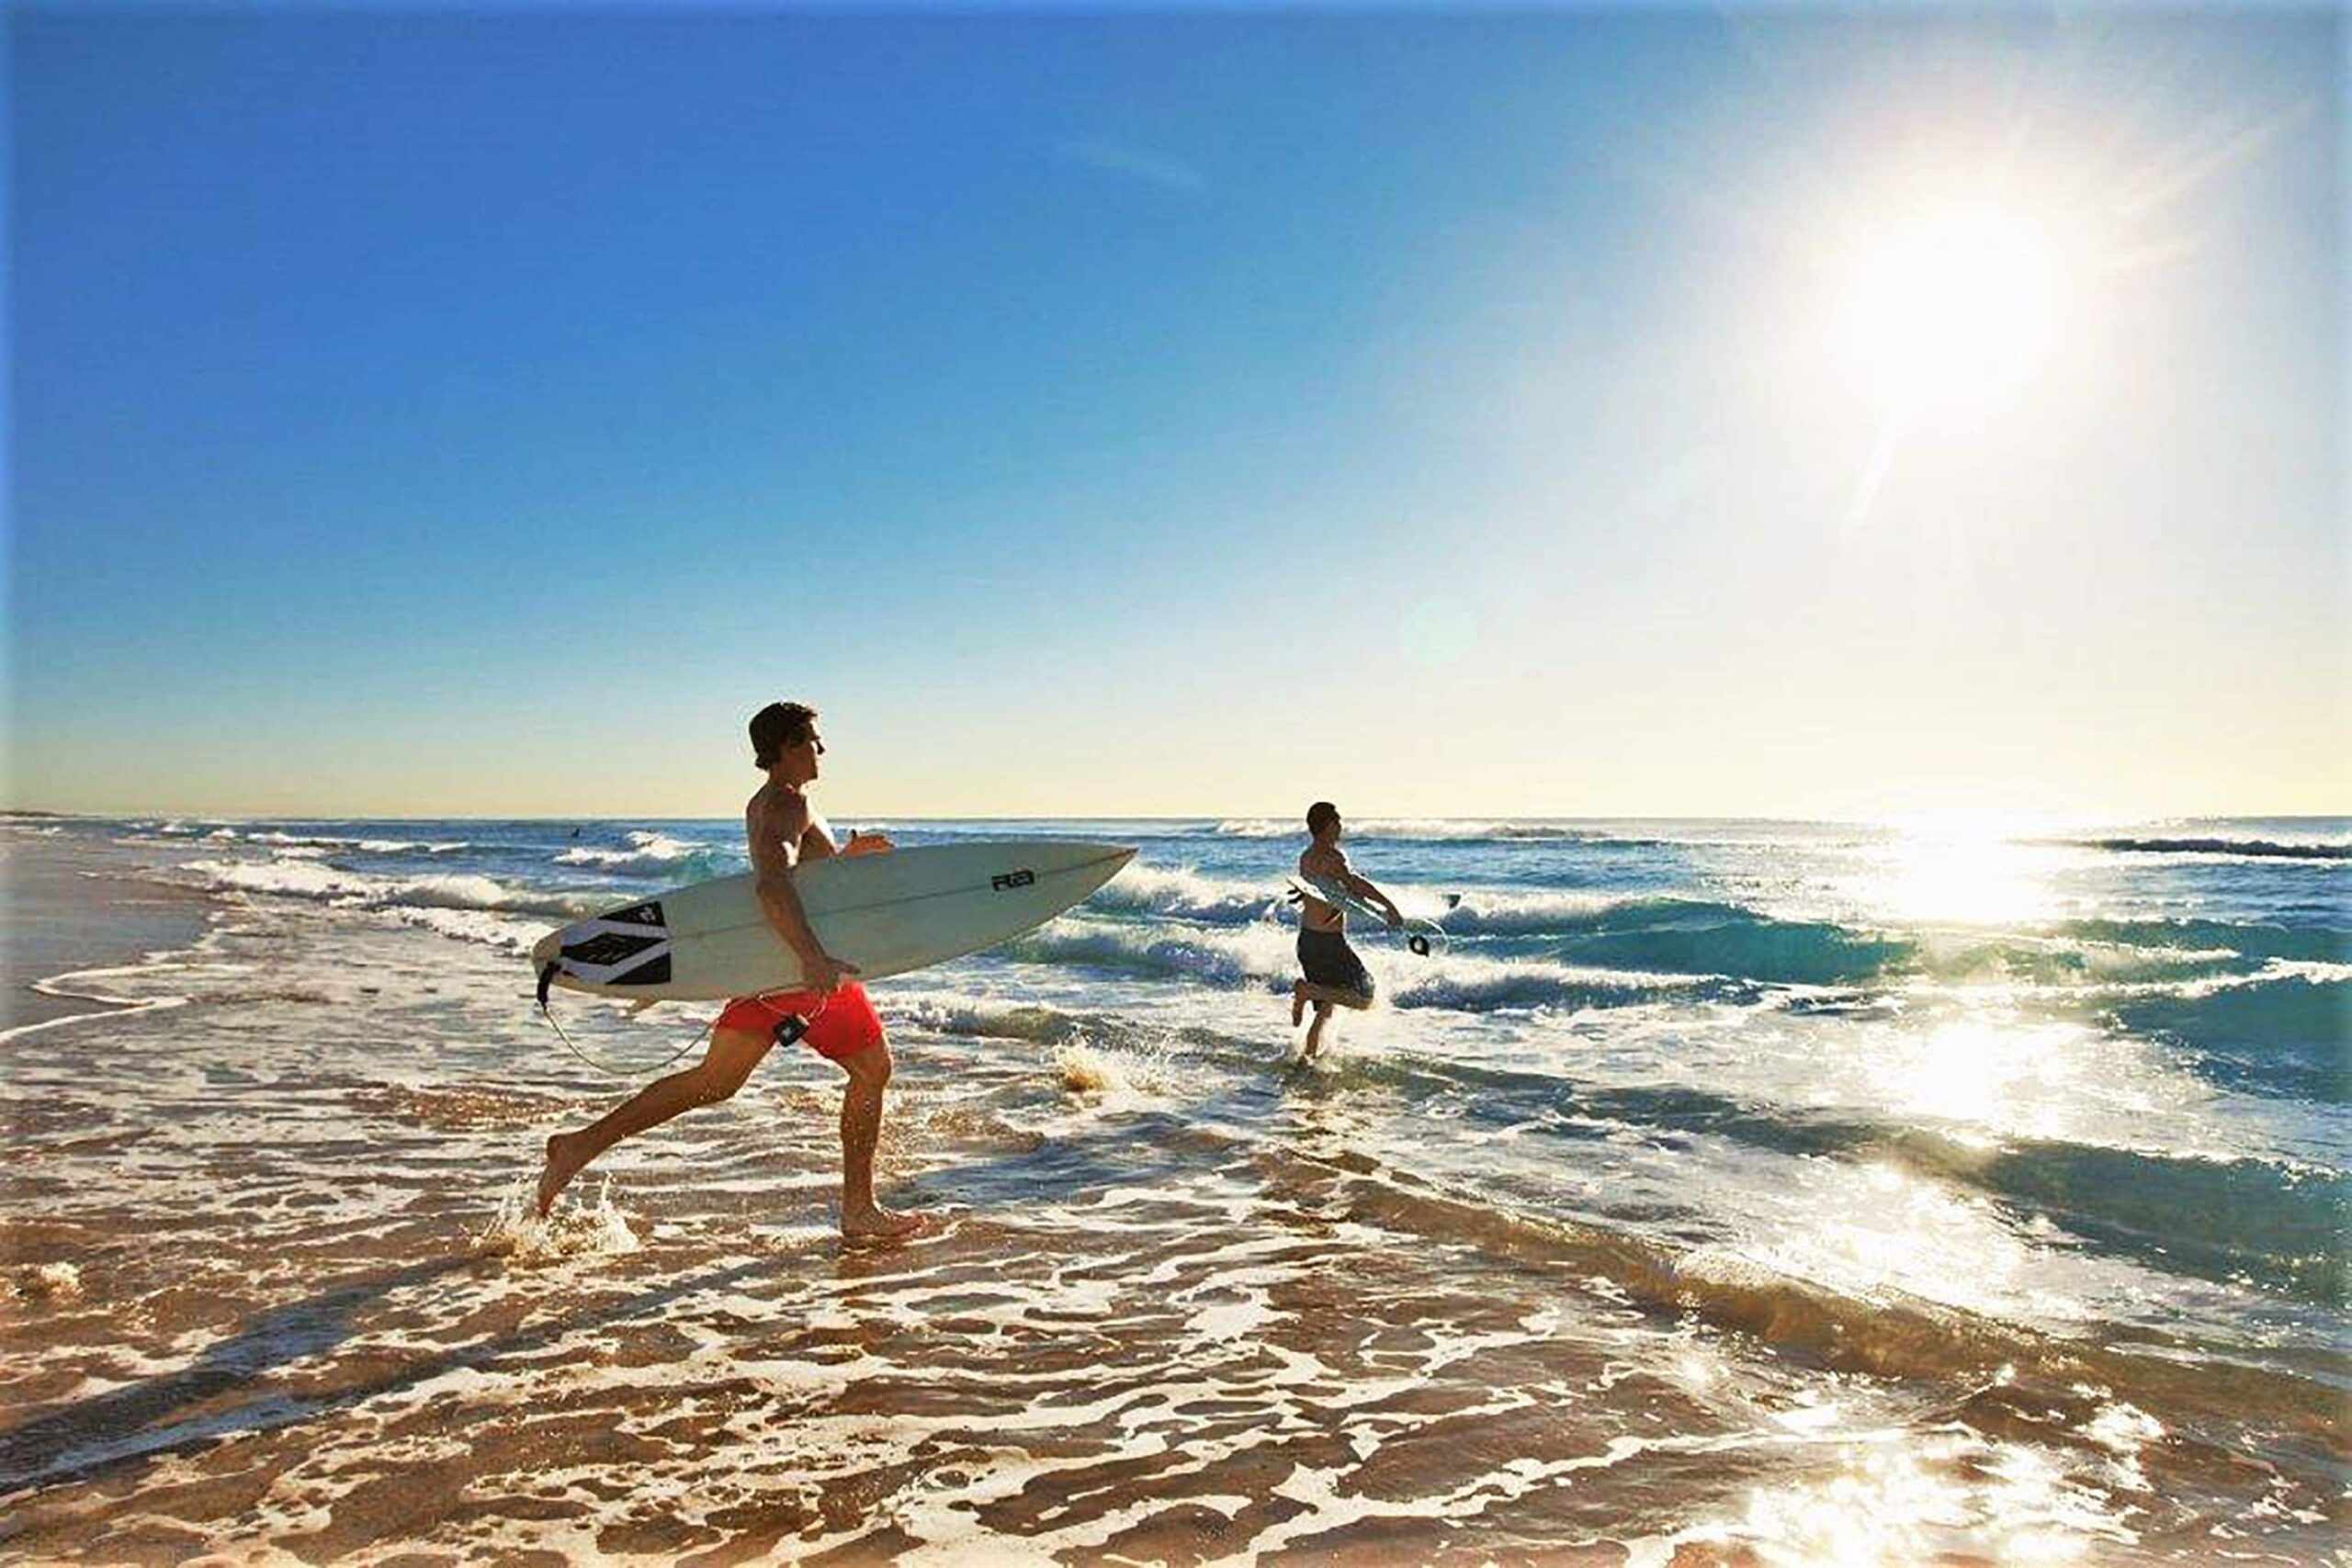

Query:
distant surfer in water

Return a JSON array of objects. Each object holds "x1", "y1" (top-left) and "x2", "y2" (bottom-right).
[
  {"x1": 537, "y1": 701, "x2": 929, "y2": 1240},
  {"x1": 1292, "y1": 801, "x2": 1403, "y2": 1059}
]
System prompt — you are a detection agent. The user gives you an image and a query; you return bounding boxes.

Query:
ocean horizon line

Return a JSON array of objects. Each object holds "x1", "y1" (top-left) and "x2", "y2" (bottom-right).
[{"x1": 8, "y1": 807, "x2": 2348, "y2": 831}]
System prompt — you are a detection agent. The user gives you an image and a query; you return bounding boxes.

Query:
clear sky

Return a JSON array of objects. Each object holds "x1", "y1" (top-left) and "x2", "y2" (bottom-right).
[{"x1": 8, "y1": 3, "x2": 2346, "y2": 819}]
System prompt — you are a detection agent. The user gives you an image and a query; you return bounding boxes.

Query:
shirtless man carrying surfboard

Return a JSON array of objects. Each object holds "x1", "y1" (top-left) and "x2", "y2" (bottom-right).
[
  {"x1": 536, "y1": 701, "x2": 927, "y2": 1240},
  {"x1": 1291, "y1": 801, "x2": 1404, "y2": 1059}
]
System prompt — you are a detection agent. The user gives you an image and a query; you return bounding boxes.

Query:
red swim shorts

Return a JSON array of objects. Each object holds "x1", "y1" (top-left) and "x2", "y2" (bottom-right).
[{"x1": 715, "y1": 981, "x2": 884, "y2": 1063}]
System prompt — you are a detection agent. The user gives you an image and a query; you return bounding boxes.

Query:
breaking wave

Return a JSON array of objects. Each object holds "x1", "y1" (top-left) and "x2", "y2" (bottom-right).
[
  {"x1": 2108, "y1": 975, "x2": 2352, "y2": 1104},
  {"x1": 1005, "y1": 918, "x2": 1742, "y2": 1013},
  {"x1": 158, "y1": 826, "x2": 471, "y2": 855},
  {"x1": 2073, "y1": 836, "x2": 2351, "y2": 863},
  {"x1": 1209, "y1": 818, "x2": 1654, "y2": 844},
  {"x1": 554, "y1": 830, "x2": 729, "y2": 878},
  {"x1": 181, "y1": 857, "x2": 583, "y2": 921},
  {"x1": 1086, "y1": 863, "x2": 1287, "y2": 925}
]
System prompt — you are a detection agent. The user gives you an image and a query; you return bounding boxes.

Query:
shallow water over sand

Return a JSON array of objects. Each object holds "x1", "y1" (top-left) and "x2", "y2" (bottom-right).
[{"x1": 3, "y1": 817, "x2": 2345, "y2": 1561}]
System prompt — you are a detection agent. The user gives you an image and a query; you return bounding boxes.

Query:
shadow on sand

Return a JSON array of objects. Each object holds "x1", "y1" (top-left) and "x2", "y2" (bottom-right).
[{"x1": 0, "y1": 1249, "x2": 785, "y2": 1501}]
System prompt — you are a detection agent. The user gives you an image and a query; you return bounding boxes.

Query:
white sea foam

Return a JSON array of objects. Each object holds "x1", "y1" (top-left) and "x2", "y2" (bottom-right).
[
  {"x1": 10, "y1": 1260, "x2": 85, "y2": 1303},
  {"x1": 6, "y1": 954, "x2": 204, "y2": 1043},
  {"x1": 1210, "y1": 817, "x2": 1300, "y2": 838},
  {"x1": 1011, "y1": 913, "x2": 1300, "y2": 988},
  {"x1": 1091, "y1": 860, "x2": 1473, "y2": 927},
  {"x1": 243, "y1": 830, "x2": 471, "y2": 854},
  {"x1": 1086, "y1": 862, "x2": 1284, "y2": 924},
  {"x1": 896, "y1": 996, "x2": 1091, "y2": 1044},
  {"x1": 1211, "y1": 817, "x2": 1621, "y2": 841},
  {"x1": 1385, "y1": 954, "x2": 1719, "y2": 1014},
  {"x1": 1052, "y1": 1040, "x2": 1119, "y2": 1093},
  {"x1": 475, "y1": 1175, "x2": 643, "y2": 1264},
  {"x1": 182, "y1": 856, "x2": 573, "y2": 919},
  {"x1": 1009, "y1": 911, "x2": 1724, "y2": 1015},
  {"x1": 389, "y1": 905, "x2": 548, "y2": 954},
  {"x1": 554, "y1": 829, "x2": 718, "y2": 875},
  {"x1": 1437, "y1": 886, "x2": 1655, "y2": 933}
]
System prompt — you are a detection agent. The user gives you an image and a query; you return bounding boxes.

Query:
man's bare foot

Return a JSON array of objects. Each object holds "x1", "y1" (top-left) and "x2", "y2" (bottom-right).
[
  {"x1": 1291, "y1": 980, "x2": 1307, "y2": 1028},
  {"x1": 537, "y1": 1132, "x2": 588, "y2": 1217},
  {"x1": 842, "y1": 1204, "x2": 932, "y2": 1244}
]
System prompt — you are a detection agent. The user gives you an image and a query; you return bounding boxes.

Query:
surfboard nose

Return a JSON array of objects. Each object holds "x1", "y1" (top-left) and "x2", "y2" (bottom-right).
[{"x1": 1075, "y1": 844, "x2": 1138, "y2": 896}]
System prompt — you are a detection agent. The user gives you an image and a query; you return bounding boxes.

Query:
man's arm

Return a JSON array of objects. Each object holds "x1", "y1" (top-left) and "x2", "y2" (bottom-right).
[
  {"x1": 749, "y1": 800, "x2": 857, "y2": 991},
  {"x1": 797, "y1": 816, "x2": 894, "y2": 862},
  {"x1": 1334, "y1": 852, "x2": 1405, "y2": 926}
]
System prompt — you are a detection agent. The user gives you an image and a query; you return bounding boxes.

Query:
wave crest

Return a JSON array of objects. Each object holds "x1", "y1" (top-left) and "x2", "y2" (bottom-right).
[
  {"x1": 182, "y1": 857, "x2": 581, "y2": 920},
  {"x1": 1086, "y1": 863, "x2": 1285, "y2": 925},
  {"x1": 2073, "y1": 836, "x2": 2350, "y2": 863},
  {"x1": 1211, "y1": 818, "x2": 1648, "y2": 844},
  {"x1": 554, "y1": 830, "x2": 729, "y2": 878},
  {"x1": 1006, "y1": 917, "x2": 1739, "y2": 1014}
]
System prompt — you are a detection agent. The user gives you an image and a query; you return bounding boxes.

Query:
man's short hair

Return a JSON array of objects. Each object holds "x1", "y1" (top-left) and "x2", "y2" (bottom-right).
[
  {"x1": 1306, "y1": 801, "x2": 1340, "y2": 835},
  {"x1": 750, "y1": 701, "x2": 818, "y2": 770}
]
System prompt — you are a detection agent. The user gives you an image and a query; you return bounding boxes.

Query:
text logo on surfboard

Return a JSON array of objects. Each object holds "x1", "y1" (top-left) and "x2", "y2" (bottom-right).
[{"x1": 991, "y1": 869, "x2": 1036, "y2": 891}]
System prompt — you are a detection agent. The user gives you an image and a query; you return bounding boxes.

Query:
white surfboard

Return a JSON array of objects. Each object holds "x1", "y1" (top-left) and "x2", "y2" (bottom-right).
[
  {"x1": 1286, "y1": 874, "x2": 1447, "y2": 957},
  {"x1": 535, "y1": 840, "x2": 1136, "y2": 1002}
]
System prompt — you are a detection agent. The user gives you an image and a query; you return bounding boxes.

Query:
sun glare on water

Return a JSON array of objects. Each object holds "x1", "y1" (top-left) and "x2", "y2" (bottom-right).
[{"x1": 1856, "y1": 812, "x2": 2075, "y2": 927}]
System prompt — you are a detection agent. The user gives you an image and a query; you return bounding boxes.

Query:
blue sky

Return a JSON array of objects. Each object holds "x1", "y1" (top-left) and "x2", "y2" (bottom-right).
[{"x1": 9, "y1": 5, "x2": 2345, "y2": 818}]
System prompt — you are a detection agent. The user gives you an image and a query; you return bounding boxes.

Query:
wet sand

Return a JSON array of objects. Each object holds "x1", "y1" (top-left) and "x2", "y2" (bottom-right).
[{"x1": 4, "y1": 821, "x2": 215, "y2": 1030}]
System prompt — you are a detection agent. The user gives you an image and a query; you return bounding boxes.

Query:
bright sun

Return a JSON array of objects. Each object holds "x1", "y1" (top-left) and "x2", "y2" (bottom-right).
[{"x1": 1826, "y1": 190, "x2": 2086, "y2": 412}]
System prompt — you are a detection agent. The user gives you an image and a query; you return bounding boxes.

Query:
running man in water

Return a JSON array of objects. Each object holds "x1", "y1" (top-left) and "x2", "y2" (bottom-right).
[
  {"x1": 537, "y1": 701, "x2": 928, "y2": 1240},
  {"x1": 1291, "y1": 801, "x2": 1404, "y2": 1059}
]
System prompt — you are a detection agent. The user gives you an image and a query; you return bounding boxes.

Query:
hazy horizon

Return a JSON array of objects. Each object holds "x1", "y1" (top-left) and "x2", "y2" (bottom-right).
[{"x1": 6, "y1": 806, "x2": 2343, "y2": 833}]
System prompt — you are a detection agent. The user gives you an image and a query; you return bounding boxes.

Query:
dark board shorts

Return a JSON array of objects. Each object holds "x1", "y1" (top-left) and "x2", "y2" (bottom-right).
[{"x1": 1297, "y1": 928, "x2": 1374, "y2": 1001}]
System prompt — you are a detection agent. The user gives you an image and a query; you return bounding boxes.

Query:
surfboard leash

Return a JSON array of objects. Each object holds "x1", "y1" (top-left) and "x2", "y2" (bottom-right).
[
  {"x1": 533, "y1": 963, "x2": 825, "y2": 1077},
  {"x1": 535, "y1": 960, "x2": 714, "y2": 1077}
]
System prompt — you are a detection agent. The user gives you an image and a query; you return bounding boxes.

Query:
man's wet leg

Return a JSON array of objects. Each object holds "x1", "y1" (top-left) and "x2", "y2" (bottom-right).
[
  {"x1": 538, "y1": 1025, "x2": 772, "y2": 1215},
  {"x1": 836, "y1": 1036, "x2": 923, "y2": 1240}
]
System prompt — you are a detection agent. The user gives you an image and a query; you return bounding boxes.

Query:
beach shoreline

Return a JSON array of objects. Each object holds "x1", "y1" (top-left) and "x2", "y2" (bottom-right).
[{"x1": 2, "y1": 821, "x2": 219, "y2": 1032}]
